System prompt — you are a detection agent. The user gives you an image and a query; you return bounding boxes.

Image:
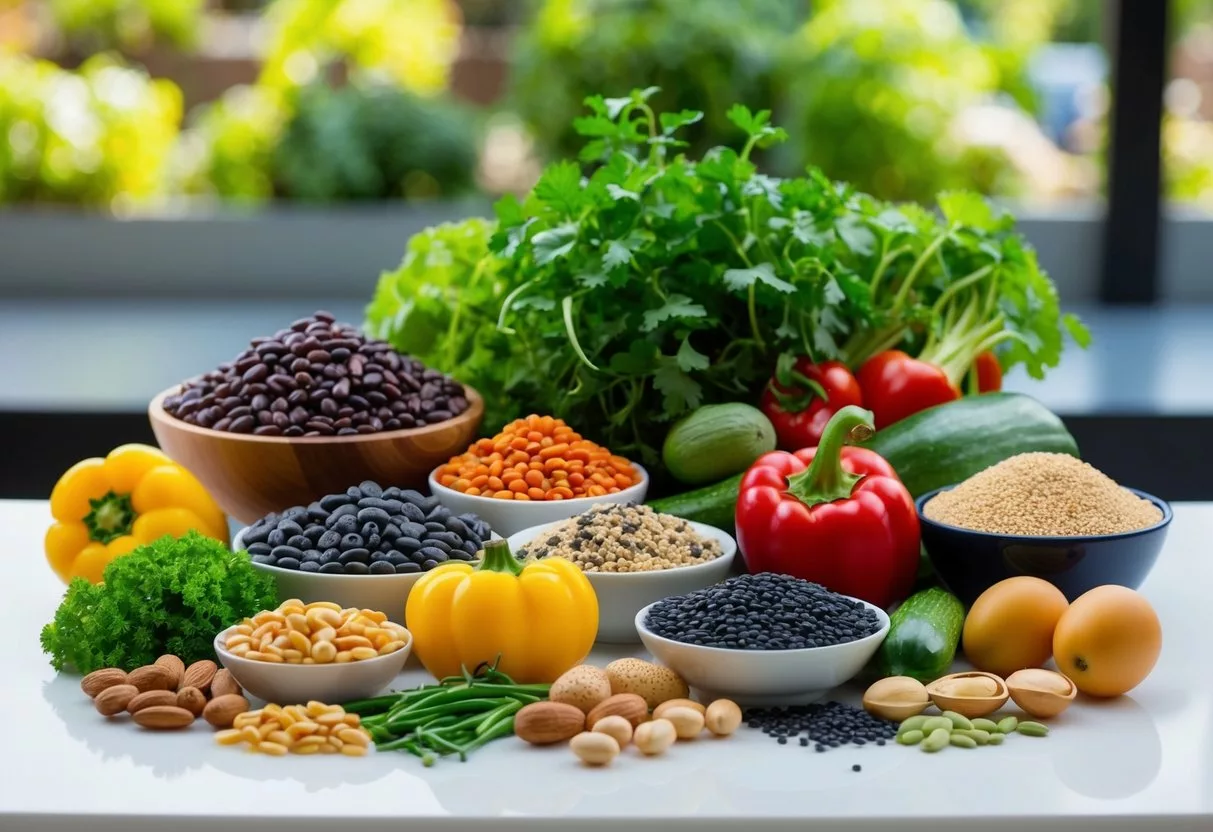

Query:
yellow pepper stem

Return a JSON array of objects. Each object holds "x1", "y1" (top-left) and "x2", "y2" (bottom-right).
[
  {"x1": 84, "y1": 491, "x2": 136, "y2": 544},
  {"x1": 476, "y1": 540, "x2": 524, "y2": 576}
]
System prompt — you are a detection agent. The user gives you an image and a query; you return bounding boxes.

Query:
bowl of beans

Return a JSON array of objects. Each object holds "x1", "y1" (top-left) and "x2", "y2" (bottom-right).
[
  {"x1": 508, "y1": 504, "x2": 736, "y2": 644},
  {"x1": 234, "y1": 481, "x2": 498, "y2": 625},
  {"x1": 917, "y1": 452, "x2": 1172, "y2": 605},
  {"x1": 148, "y1": 311, "x2": 484, "y2": 524},
  {"x1": 213, "y1": 600, "x2": 412, "y2": 704},
  {"x1": 428, "y1": 415, "x2": 648, "y2": 537},
  {"x1": 634, "y1": 573, "x2": 890, "y2": 706}
]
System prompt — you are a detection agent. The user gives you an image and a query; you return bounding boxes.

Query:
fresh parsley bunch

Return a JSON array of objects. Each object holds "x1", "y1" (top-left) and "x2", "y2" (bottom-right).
[
  {"x1": 41, "y1": 532, "x2": 277, "y2": 674},
  {"x1": 367, "y1": 88, "x2": 1086, "y2": 478}
]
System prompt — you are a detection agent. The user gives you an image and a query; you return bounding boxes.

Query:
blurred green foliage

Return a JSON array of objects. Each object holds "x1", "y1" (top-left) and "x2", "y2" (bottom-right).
[
  {"x1": 46, "y1": 0, "x2": 204, "y2": 52},
  {"x1": 510, "y1": 0, "x2": 802, "y2": 164},
  {"x1": 171, "y1": 85, "x2": 285, "y2": 202},
  {"x1": 0, "y1": 52, "x2": 182, "y2": 206},
  {"x1": 790, "y1": 0, "x2": 1020, "y2": 202},
  {"x1": 273, "y1": 82, "x2": 477, "y2": 201}
]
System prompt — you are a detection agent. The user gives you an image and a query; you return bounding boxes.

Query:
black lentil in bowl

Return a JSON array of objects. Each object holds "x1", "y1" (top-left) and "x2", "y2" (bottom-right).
[
  {"x1": 162, "y1": 311, "x2": 470, "y2": 436},
  {"x1": 643, "y1": 573, "x2": 882, "y2": 650},
  {"x1": 240, "y1": 480, "x2": 493, "y2": 575}
]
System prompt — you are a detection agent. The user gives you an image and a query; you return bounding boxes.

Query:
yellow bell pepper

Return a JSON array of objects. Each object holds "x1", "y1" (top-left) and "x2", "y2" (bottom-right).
[
  {"x1": 46, "y1": 444, "x2": 228, "y2": 584},
  {"x1": 405, "y1": 539, "x2": 598, "y2": 683}
]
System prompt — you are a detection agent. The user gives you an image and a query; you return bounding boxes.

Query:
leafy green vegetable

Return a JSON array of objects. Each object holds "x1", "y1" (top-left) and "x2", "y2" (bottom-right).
[
  {"x1": 0, "y1": 53, "x2": 182, "y2": 207},
  {"x1": 366, "y1": 90, "x2": 1087, "y2": 482},
  {"x1": 41, "y1": 533, "x2": 277, "y2": 674}
]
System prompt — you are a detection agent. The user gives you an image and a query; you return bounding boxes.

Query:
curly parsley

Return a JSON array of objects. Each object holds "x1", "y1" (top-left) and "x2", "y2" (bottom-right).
[{"x1": 41, "y1": 532, "x2": 277, "y2": 674}]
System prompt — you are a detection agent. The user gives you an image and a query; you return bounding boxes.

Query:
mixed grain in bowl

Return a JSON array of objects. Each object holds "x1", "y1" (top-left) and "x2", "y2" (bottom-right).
[{"x1": 515, "y1": 503, "x2": 723, "y2": 572}]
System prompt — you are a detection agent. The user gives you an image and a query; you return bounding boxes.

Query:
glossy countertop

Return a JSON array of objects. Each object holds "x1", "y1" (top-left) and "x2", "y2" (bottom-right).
[{"x1": 4, "y1": 499, "x2": 1212, "y2": 831}]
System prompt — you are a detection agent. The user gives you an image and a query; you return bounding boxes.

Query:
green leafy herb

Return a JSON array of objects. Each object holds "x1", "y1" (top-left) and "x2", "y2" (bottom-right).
[
  {"x1": 366, "y1": 91, "x2": 1087, "y2": 481},
  {"x1": 41, "y1": 532, "x2": 277, "y2": 674}
]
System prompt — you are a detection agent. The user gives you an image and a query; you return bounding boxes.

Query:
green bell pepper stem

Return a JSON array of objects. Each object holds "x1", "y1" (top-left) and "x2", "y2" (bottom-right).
[
  {"x1": 784, "y1": 405, "x2": 875, "y2": 508},
  {"x1": 477, "y1": 538, "x2": 524, "y2": 575}
]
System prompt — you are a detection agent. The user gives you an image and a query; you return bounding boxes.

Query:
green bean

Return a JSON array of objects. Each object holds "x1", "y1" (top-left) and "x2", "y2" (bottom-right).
[
  {"x1": 385, "y1": 698, "x2": 505, "y2": 731},
  {"x1": 476, "y1": 701, "x2": 523, "y2": 737}
]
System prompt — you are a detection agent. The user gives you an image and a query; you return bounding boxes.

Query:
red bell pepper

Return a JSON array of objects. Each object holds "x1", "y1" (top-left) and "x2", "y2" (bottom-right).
[
  {"x1": 856, "y1": 350, "x2": 959, "y2": 430},
  {"x1": 974, "y1": 351, "x2": 1003, "y2": 393},
  {"x1": 735, "y1": 405, "x2": 920, "y2": 610},
  {"x1": 759, "y1": 355, "x2": 864, "y2": 449}
]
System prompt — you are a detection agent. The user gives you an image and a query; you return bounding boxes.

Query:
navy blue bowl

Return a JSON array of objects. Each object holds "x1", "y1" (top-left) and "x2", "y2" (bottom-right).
[{"x1": 916, "y1": 486, "x2": 1171, "y2": 606}]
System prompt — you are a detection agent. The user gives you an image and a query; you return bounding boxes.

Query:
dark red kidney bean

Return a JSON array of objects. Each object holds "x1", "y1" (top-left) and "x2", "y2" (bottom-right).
[
  {"x1": 306, "y1": 349, "x2": 330, "y2": 364},
  {"x1": 213, "y1": 417, "x2": 232, "y2": 431},
  {"x1": 258, "y1": 410, "x2": 274, "y2": 425},
  {"x1": 243, "y1": 363, "x2": 269, "y2": 383},
  {"x1": 363, "y1": 373, "x2": 383, "y2": 386},
  {"x1": 305, "y1": 420, "x2": 335, "y2": 435},
  {"x1": 287, "y1": 389, "x2": 309, "y2": 406},
  {"x1": 227, "y1": 406, "x2": 252, "y2": 420},
  {"x1": 294, "y1": 372, "x2": 313, "y2": 389},
  {"x1": 234, "y1": 356, "x2": 259, "y2": 374},
  {"x1": 348, "y1": 355, "x2": 366, "y2": 376},
  {"x1": 254, "y1": 425, "x2": 281, "y2": 436},
  {"x1": 290, "y1": 317, "x2": 311, "y2": 331},
  {"x1": 338, "y1": 405, "x2": 355, "y2": 418},
  {"x1": 272, "y1": 411, "x2": 290, "y2": 429},
  {"x1": 332, "y1": 378, "x2": 351, "y2": 399},
  {"x1": 289, "y1": 407, "x2": 309, "y2": 425},
  {"x1": 367, "y1": 392, "x2": 387, "y2": 406},
  {"x1": 337, "y1": 427, "x2": 358, "y2": 435},
  {"x1": 230, "y1": 415, "x2": 255, "y2": 433},
  {"x1": 333, "y1": 417, "x2": 352, "y2": 429},
  {"x1": 320, "y1": 398, "x2": 339, "y2": 417},
  {"x1": 251, "y1": 394, "x2": 270, "y2": 411},
  {"x1": 271, "y1": 398, "x2": 289, "y2": 413},
  {"x1": 284, "y1": 425, "x2": 305, "y2": 436}
]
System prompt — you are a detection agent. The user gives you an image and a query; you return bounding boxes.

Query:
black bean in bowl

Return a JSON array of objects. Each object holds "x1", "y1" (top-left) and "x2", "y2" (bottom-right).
[
  {"x1": 241, "y1": 481, "x2": 494, "y2": 576},
  {"x1": 643, "y1": 573, "x2": 882, "y2": 650},
  {"x1": 162, "y1": 310, "x2": 470, "y2": 437}
]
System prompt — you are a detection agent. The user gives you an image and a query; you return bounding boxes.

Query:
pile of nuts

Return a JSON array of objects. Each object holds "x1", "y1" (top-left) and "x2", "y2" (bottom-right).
[
  {"x1": 224, "y1": 600, "x2": 409, "y2": 664},
  {"x1": 513, "y1": 662, "x2": 742, "y2": 768},
  {"x1": 81, "y1": 654, "x2": 251, "y2": 731},
  {"x1": 215, "y1": 701, "x2": 371, "y2": 757}
]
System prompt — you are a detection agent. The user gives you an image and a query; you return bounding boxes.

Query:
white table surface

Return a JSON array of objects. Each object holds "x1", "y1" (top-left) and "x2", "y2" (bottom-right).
[{"x1": 4, "y1": 498, "x2": 1212, "y2": 831}]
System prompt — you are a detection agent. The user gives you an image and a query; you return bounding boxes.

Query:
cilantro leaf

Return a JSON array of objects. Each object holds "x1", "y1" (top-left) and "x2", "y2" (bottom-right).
[
  {"x1": 532, "y1": 222, "x2": 579, "y2": 265},
  {"x1": 654, "y1": 358, "x2": 703, "y2": 414},
  {"x1": 723, "y1": 263, "x2": 797, "y2": 294},
  {"x1": 676, "y1": 336, "x2": 710, "y2": 372},
  {"x1": 642, "y1": 293, "x2": 708, "y2": 331},
  {"x1": 532, "y1": 161, "x2": 585, "y2": 217}
]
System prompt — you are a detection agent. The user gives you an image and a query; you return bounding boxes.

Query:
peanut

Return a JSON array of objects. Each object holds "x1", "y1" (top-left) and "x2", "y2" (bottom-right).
[
  {"x1": 214, "y1": 700, "x2": 371, "y2": 756},
  {"x1": 570, "y1": 731, "x2": 620, "y2": 766},
  {"x1": 225, "y1": 601, "x2": 409, "y2": 665}
]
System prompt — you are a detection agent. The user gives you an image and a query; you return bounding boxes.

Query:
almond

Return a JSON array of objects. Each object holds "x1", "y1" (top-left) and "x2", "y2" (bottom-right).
[
  {"x1": 203, "y1": 694, "x2": 250, "y2": 728},
  {"x1": 176, "y1": 686, "x2": 207, "y2": 716},
  {"x1": 127, "y1": 690, "x2": 178, "y2": 714},
  {"x1": 586, "y1": 693, "x2": 648, "y2": 729},
  {"x1": 94, "y1": 684, "x2": 139, "y2": 716},
  {"x1": 182, "y1": 660, "x2": 218, "y2": 694},
  {"x1": 81, "y1": 668, "x2": 127, "y2": 698},
  {"x1": 209, "y1": 668, "x2": 241, "y2": 698},
  {"x1": 514, "y1": 701, "x2": 586, "y2": 745},
  {"x1": 132, "y1": 705, "x2": 195, "y2": 730},
  {"x1": 154, "y1": 654, "x2": 185, "y2": 689},
  {"x1": 127, "y1": 665, "x2": 175, "y2": 693}
]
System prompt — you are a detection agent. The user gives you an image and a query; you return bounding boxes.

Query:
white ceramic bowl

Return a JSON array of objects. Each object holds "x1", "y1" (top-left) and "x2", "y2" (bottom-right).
[
  {"x1": 634, "y1": 598, "x2": 890, "y2": 706},
  {"x1": 428, "y1": 464, "x2": 649, "y2": 538},
  {"x1": 507, "y1": 518, "x2": 736, "y2": 644},
  {"x1": 213, "y1": 625, "x2": 411, "y2": 705},
  {"x1": 233, "y1": 526, "x2": 501, "y2": 625}
]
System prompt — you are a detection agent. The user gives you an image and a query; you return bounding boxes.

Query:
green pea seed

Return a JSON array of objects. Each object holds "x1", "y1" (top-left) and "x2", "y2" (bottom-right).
[
  {"x1": 949, "y1": 733, "x2": 978, "y2": 749},
  {"x1": 898, "y1": 715, "x2": 930, "y2": 734},
  {"x1": 941, "y1": 710, "x2": 973, "y2": 730},
  {"x1": 956, "y1": 728, "x2": 990, "y2": 745},
  {"x1": 971, "y1": 718, "x2": 999, "y2": 733},
  {"x1": 987, "y1": 733, "x2": 1005, "y2": 745},
  {"x1": 922, "y1": 716, "x2": 954, "y2": 734},
  {"x1": 996, "y1": 716, "x2": 1019, "y2": 734},
  {"x1": 920, "y1": 727, "x2": 951, "y2": 753},
  {"x1": 896, "y1": 729, "x2": 925, "y2": 746},
  {"x1": 1017, "y1": 721, "x2": 1049, "y2": 737}
]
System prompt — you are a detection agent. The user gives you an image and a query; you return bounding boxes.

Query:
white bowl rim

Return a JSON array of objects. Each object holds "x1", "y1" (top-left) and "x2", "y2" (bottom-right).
[
  {"x1": 508, "y1": 516, "x2": 736, "y2": 581},
  {"x1": 213, "y1": 623, "x2": 413, "y2": 668},
  {"x1": 633, "y1": 593, "x2": 890, "y2": 657},
  {"x1": 428, "y1": 463, "x2": 649, "y2": 512}
]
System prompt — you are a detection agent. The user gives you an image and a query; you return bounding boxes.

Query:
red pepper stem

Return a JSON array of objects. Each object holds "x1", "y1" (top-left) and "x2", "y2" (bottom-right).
[
  {"x1": 477, "y1": 539, "x2": 523, "y2": 575},
  {"x1": 768, "y1": 371, "x2": 828, "y2": 412},
  {"x1": 783, "y1": 405, "x2": 874, "y2": 508}
]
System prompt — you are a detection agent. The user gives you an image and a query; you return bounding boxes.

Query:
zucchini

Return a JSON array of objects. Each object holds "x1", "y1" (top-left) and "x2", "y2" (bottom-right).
[
  {"x1": 662, "y1": 403, "x2": 776, "y2": 485},
  {"x1": 863, "y1": 392, "x2": 1078, "y2": 498},
  {"x1": 879, "y1": 587, "x2": 965, "y2": 682},
  {"x1": 647, "y1": 392, "x2": 1077, "y2": 530}
]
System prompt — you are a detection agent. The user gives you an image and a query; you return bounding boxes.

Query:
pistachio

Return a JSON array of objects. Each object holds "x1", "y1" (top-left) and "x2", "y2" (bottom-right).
[
  {"x1": 920, "y1": 728, "x2": 951, "y2": 753},
  {"x1": 862, "y1": 676, "x2": 930, "y2": 721},
  {"x1": 971, "y1": 718, "x2": 1000, "y2": 733},
  {"x1": 1017, "y1": 721, "x2": 1050, "y2": 738},
  {"x1": 949, "y1": 733, "x2": 978, "y2": 749},
  {"x1": 925, "y1": 671, "x2": 1009, "y2": 719},
  {"x1": 896, "y1": 729, "x2": 925, "y2": 746},
  {"x1": 921, "y1": 716, "x2": 954, "y2": 734},
  {"x1": 1006, "y1": 668, "x2": 1077, "y2": 720},
  {"x1": 897, "y1": 715, "x2": 930, "y2": 734},
  {"x1": 996, "y1": 715, "x2": 1019, "y2": 734},
  {"x1": 941, "y1": 710, "x2": 973, "y2": 730}
]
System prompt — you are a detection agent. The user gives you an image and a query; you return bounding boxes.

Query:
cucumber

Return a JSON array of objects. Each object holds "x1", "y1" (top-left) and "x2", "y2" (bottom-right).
[
  {"x1": 647, "y1": 392, "x2": 1077, "y2": 530},
  {"x1": 863, "y1": 392, "x2": 1078, "y2": 498},
  {"x1": 879, "y1": 587, "x2": 965, "y2": 682},
  {"x1": 647, "y1": 474, "x2": 742, "y2": 533},
  {"x1": 662, "y1": 403, "x2": 776, "y2": 486}
]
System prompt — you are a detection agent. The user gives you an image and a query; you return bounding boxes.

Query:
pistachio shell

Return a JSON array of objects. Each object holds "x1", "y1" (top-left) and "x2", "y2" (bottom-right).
[
  {"x1": 1005, "y1": 668, "x2": 1077, "y2": 719},
  {"x1": 925, "y1": 671, "x2": 1009, "y2": 718}
]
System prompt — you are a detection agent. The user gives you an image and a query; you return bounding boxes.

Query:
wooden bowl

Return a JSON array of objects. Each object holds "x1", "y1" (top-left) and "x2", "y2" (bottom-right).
[{"x1": 148, "y1": 385, "x2": 484, "y2": 525}]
